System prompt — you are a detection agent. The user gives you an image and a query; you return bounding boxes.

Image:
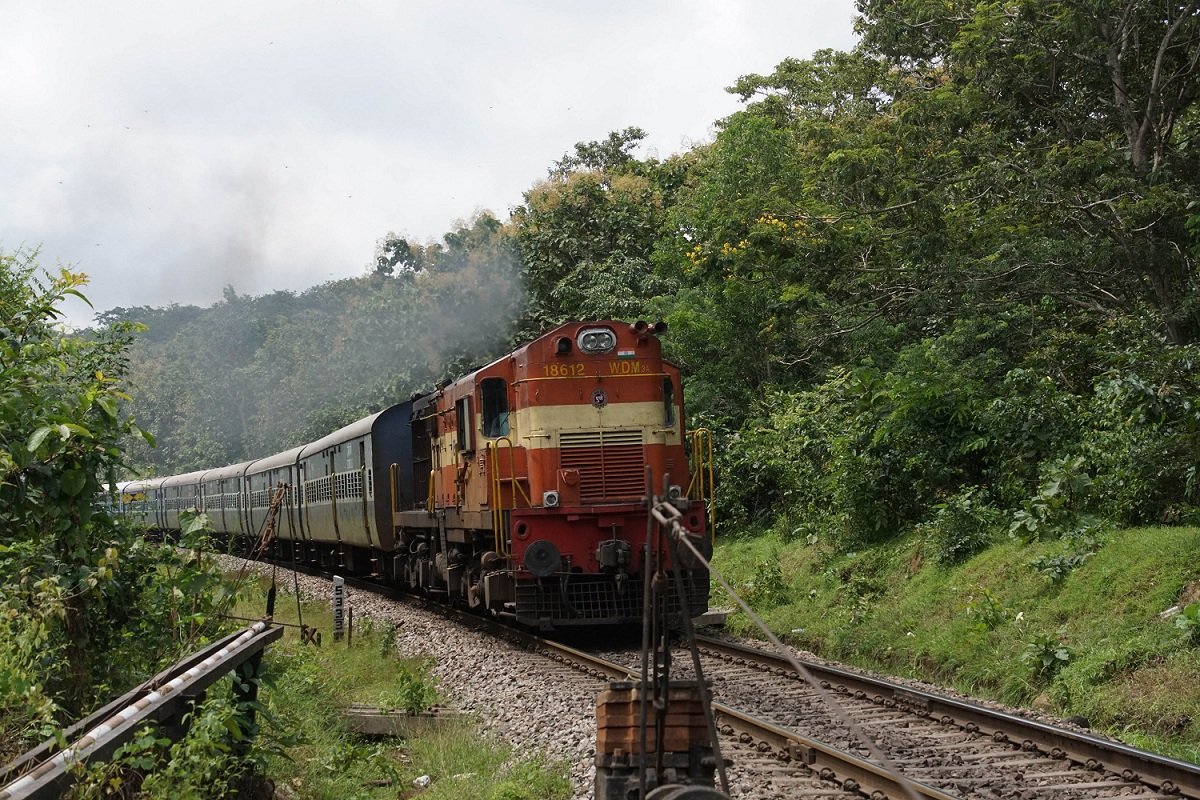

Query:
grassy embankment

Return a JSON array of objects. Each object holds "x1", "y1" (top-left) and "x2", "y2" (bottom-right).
[
  {"x1": 234, "y1": 586, "x2": 571, "y2": 800},
  {"x1": 713, "y1": 526, "x2": 1200, "y2": 763}
]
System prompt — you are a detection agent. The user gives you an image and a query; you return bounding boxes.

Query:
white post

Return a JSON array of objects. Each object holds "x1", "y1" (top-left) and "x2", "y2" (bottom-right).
[{"x1": 332, "y1": 575, "x2": 345, "y2": 641}]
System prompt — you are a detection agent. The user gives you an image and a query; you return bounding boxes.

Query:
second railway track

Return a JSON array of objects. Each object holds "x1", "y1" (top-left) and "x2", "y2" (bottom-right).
[{"x1": 587, "y1": 634, "x2": 1200, "y2": 800}]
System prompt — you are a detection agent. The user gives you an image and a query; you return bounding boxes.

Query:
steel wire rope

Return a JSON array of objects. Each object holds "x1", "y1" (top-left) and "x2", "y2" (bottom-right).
[{"x1": 650, "y1": 500, "x2": 925, "y2": 800}]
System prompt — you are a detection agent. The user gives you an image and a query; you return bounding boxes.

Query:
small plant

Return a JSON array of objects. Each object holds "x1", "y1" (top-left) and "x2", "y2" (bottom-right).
[
  {"x1": 1021, "y1": 629, "x2": 1071, "y2": 677},
  {"x1": 742, "y1": 553, "x2": 788, "y2": 609},
  {"x1": 1174, "y1": 602, "x2": 1200, "y2": 646},
  {"x1": 1029, "y1": 552, "x2": 1092, "y2": 583},
  {"x1": 378, "y1": 622, "x2": 397, "y2": 659},
  {"x1": 1010, "y1": 456, "x2": 1102, "y2": 541},
  {"x1": 920, "y1": 486, "x2": 1000, "y2": 565},
  {"x1": 967, "y1": 589, "x2": 1013, "y2": 632},
  {"x1": 388, "y1": 667, "x2": 440, "y2": 714}
]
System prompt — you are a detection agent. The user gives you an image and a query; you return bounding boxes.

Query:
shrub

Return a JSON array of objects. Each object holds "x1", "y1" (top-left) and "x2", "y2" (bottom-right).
[
  {"x1": 1174, "y1": 603, "x2": 1200, "y2": 646},
  {"x1": 1022, "y1": 630, "x2": 1072, "y2": 678},
  {"x1": 919, "y1": 487, "x2": 1001, "y2": 565}
]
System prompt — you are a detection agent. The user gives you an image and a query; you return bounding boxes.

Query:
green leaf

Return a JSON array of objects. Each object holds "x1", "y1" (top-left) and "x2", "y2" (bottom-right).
[
  {"x1": 136, "y1": 425, "x2": 157, "y2": 447},
  {"x1": 61, "y1": 287, "x2": 93, "y2": 308},
  {"x1": 61, "y1": 469, "x2": 87, "y2": 497},
  {"x1": 95, "y1": 395, "x2": 119, "y2": 419},
  {"x1": 27, "y1": 426, "x2": 54, "y2": 452}
]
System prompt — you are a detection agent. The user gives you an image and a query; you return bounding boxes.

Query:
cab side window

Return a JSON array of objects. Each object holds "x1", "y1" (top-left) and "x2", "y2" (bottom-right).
[
  {"x1": 663, "y1": 377, "x2": 676, "y2": 426},
  {"x1": 481, "y1": 377, "x2": 510, "y2": 437},
  {"x1": 456, "y1": 395, "x2": 474, "y2": 452}
]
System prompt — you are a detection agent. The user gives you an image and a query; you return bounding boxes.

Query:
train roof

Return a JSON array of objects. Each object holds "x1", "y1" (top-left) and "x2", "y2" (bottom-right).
[
  {"x1": 246, "y1": 446, "x2": 304, "y2": 474},
  {"x1": 201, "y1": 460, "x2": 256, "y2": 482},
  {"x1": 297, "y1": 403, "x2": 409, "y2": 459},
  {"x1": 159, "y1": 469, "x2": 210, "y2": 489},
  {"x1": 122, "y1": 476, "x2": 165, "y2": 492}
]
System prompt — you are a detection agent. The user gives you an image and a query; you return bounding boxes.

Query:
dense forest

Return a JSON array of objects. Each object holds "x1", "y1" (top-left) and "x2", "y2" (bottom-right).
[{"x1": 110, "y1": 1, "x2": 1200, "y2": 557}]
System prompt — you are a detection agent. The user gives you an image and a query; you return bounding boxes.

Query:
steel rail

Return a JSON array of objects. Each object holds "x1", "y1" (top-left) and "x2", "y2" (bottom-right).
[
  {"x1": 266, "y1": 560, "x2": 959, "y2": 799},
  {"x1": 695, "y1": 634, "x2": 1200, "y2": 798},
  {"x1": 522, "y1": 634, "x2": 957, "y2": 800}
]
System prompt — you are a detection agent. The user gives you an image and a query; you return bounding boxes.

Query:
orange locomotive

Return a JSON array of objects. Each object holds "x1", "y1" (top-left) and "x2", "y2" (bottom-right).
[{"x1": 396, "y1": 319, "x2": 713, "y2": 628}]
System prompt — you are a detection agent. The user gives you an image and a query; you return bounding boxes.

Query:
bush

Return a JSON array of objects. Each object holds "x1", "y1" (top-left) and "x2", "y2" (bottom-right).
[
  {"x1": 0, "y1": 254, "x2": 230, "y2": 757},
  {"x1": 919, "y1": 487, "x2": 1001, "y2": 565}
]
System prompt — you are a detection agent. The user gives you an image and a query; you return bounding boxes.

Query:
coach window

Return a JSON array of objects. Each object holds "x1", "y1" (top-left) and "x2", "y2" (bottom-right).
[
  {"x1": 481, "y1": 378, "x2": 509, "y2": 438},
  {"x1": 663, "y1": 377, "x2": 676, "y2": 427}
]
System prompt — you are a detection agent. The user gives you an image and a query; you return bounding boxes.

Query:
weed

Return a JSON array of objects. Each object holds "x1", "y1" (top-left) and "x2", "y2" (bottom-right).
[
  {"x1": 387, "y1": 667, "x2": 440, "y2": 714},
  {"x1": 1022, "y1": 629, "x2": 1071, "y2": 678},
  {"x1": 378, "y1": 622, "x2": 398, "y2": 659},
  {"x1": 742, "y1": 552, "x2": 788, "y2": 609},
  {"x1": 966, "y1": 590, "x2": 1013, "y2": 632},
  {"x1": 919, "y1": 486, "x2": 1001, "y2": 565},
  {"x1": 1030, "y1": 552, "x2": 1092, "y2": 583},
  {"x1": 1174, "y1": 602, "x2": 1200, "y2": 646}
]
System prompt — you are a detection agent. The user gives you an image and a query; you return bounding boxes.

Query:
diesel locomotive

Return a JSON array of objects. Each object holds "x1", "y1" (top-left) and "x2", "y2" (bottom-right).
[{"x1": 115, "y1": 320, "x2": 714, "y2": 629}]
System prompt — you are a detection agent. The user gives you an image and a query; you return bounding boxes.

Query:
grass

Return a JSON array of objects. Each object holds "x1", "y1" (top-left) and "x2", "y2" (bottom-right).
[
  {"x1": 712, "y1": 525, "x2": 1200, "y2": 764},
  {"x1": 232, "y1": 580, "x2": 573, "y2": 800}
]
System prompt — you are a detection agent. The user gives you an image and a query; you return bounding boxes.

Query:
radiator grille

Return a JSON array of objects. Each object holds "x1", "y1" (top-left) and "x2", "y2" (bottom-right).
[{"x1": 559, "y1": 429, "x2": 645, "y2": 502}]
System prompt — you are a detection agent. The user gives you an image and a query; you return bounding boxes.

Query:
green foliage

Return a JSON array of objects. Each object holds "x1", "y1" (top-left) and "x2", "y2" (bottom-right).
[
  {"x1": 386, "y1": 663, "x2": 441, "y2": 714},
  {"x1": 919, "y1": 487, "x2": 1001, "y2": 565},
  {"x1": 1175, "y1": 603, "x2": 1200, "y2": 646},
  {"x1": 512, "y1": 138, "x2": 676, "y2": 331},
  {"x1": 1030, "y1": 552, "x2": 1093, "y2": 583},
  {"x1": 68, "y1": 690, "x2": 267, "y2": 800},
  {"x1": 237, "y1": 596, "x2": 570, "y2": 800},
  {"x1": 1022, "y1": 630, "x2": 1072, "y2": 679},
  {"x1": 0, "y1": 252, "x2": 230, "y2": 759},
  {"x1": 740, "y1": 552, "x2": 787, "y2": 610},
  {"x1": 715, "y1": 526, "x2": 1200, "y2": 761},
  {"x1": 1009, "y1": 456, "x2": 1104, "y2": 541},
  {"x1": 966, "y1": 589, "x2": 1014, "y2": 633},
  {"x1": 108, "y1": 213, "x2": 523, "y2": 475}
]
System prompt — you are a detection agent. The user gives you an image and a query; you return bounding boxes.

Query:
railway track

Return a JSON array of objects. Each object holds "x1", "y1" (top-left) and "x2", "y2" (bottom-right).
[
  {"x1": 227, "y1": 556, "x2": 1200, "y2": 799},
  {"x1": 588, "y1": 634, "x2": 1200, "y2": 800},
  {"x1": 697, "y1": 636, "x2": 1200, "y2": 796}
]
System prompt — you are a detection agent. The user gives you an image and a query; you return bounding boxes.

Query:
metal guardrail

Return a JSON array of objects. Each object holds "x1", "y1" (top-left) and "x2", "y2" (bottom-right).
[{"x1": 0, "y1": 620, "x2": 283, "y2": 800}]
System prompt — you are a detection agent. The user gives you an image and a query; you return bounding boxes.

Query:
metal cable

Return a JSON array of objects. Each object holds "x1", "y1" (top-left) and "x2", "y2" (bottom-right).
[{"x1": 651, "y1": 500, "x2": 925, "y2": 800}]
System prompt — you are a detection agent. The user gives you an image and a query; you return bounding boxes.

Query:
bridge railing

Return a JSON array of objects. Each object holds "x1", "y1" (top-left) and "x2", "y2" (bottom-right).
[{"x1": 0, "y1": 620, "x2": 283, "y2": 800}]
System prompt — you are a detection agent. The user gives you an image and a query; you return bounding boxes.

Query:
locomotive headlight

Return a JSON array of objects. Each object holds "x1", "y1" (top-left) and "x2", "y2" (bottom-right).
[{"x1": 577, "y1": 327, "x2": 616, "y2": 354}]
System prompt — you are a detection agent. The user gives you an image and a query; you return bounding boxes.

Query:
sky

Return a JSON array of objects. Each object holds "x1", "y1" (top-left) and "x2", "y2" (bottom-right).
[{"x1": 2, "y1": 2, "x2": 859, "y2": 325}]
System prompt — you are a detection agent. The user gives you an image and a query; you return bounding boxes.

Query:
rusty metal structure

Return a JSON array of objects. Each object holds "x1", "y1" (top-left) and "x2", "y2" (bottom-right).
[{"x1": 110, "y1": 320, "x2": 714, "y2": 629}]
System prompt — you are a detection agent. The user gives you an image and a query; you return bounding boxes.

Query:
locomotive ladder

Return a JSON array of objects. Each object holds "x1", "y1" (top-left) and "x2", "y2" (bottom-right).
[
  {"x1": 486, "y1": 438, "x2": 531, "y2": 557},
  {"x1": 687, "y1": 428, "x2": 716, "y2": 541}
]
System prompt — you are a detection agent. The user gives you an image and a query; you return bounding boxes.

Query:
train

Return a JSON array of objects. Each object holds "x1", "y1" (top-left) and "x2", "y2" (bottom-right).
[{"x1": 112, "y1": 320, "x2": 714, "y2": 629}]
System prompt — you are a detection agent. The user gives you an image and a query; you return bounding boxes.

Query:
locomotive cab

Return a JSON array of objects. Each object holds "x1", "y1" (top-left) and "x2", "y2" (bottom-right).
[{"x1": 394, "y1": 320, "x2": 711, "y2": 629}]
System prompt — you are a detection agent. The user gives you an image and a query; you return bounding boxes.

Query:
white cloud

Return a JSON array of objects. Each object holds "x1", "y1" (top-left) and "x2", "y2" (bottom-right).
[{"x1": 0, "y1": 1, "x2": 858, "y2": 324}]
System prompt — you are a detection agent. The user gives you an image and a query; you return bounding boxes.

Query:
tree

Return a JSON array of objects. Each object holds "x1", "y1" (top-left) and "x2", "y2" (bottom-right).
[
  {"x1": 513, "y1": 131, "x2": 678, "y2": 331},
  {"x1": 1, "y1": 252, "x2": 226, "y2": 750},
  {"x1": 856, "y1": 0, "x2": 1200, "y2": 343},
  {"x1": 550, "y1": 126, "x2": 648, "y2": 177}
]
